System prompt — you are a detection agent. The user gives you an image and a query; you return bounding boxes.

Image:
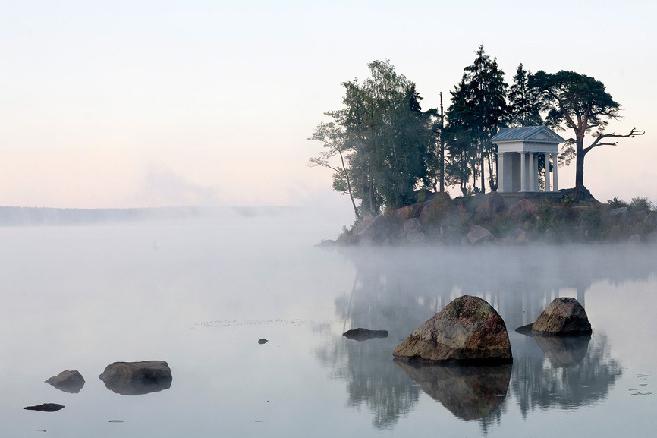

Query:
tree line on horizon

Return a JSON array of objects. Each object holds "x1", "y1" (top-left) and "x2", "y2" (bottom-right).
[{"x1": 310, "y1": 46, "x2": 643, "y2": 219}]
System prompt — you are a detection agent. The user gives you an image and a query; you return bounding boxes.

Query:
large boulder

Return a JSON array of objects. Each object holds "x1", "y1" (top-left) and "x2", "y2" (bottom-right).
[
  {"x1": 45, "y1": 370, "x2": 85, "y2": 393},
  {"x1": 466, "y1": 225, "x2": 494, "y2": 245},
  {"x1": 393, "y1": 295, "x2": 512, "y2": 364},
  {"x1": 419, "y1": 192, "x2": 453, "y2": 227},
  {"x1": 531, "y1": 298, "x2": 592, "y2": 336},
  {"x1": 473, "y1": 193, "x2": 507, "y2": 222},
  {"x1": 99, "y1": 361, "x2": 172, "y2": 395},
  {"x1": 401, "y1": 218, "x2": 425, "y2": 243},
  {"x1": 354, "y1": 214, "x2": 400, "y2": 244},
  {"x1": 509, "y1": 198, "x2": 538, "y2": 221}
]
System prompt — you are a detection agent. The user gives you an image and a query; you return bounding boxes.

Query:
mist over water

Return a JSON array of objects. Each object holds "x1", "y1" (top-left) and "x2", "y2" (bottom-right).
[{"x1": 0, "y1": 209, "x2": 655, "y2": 437}]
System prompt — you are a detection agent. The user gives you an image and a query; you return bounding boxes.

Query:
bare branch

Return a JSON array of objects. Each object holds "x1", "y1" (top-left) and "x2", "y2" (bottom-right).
[{"x1": 583, "y1": 127, "x2": 645, "y2": 155}]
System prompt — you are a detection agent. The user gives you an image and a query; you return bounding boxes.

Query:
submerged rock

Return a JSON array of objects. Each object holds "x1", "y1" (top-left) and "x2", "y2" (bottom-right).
[
  {"x1": 99, "y1": 361, "x2": 172, "y2": 395},
  {"x1": 393, "y1": 295, "x2": 512, "y2": 364},
  {"x1": 396, "y1": 361, "x2": 511, "y2": 421},
  {"x1": 342, "y1": 328, "x2": 389, "y2": 341},
  {"x1": 530, "y1": 298, "x2": 592, "y2": 336},
  {"x1": 45, "y1": 370, "x2": 85, "y2": 393},
  {"x1": 24, "y1": 403, "x2": 65, "y2": 412}
]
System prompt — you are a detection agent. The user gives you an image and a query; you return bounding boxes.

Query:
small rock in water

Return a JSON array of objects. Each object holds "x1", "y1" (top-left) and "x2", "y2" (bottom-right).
[
  {"x1": 342, "y1": 328, "x2": 389, "y2": 341},
  {"x1": 258, "y1": 338, "x2": 268, "y2": 344},
  {"x1": 99, "y1": 361, "x2": 172, "y2": 395},
  {"x1": 45, "y1": 370, "x2": 85, "y2": 393},
  {"x1": 515, "y1": 323, "x2": 534, "y2": 335},
  {"x1": 24, "y1": 403, "x2": 65, "y2": 412},
  {"x1": 108, "y1": 420, "x2": 125, "y2": 423}
]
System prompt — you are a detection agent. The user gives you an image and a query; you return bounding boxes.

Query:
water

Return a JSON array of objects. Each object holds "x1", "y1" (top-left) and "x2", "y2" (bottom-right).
[{"x1": 0, "y1": 210, "x2": 655, "y2": 437}]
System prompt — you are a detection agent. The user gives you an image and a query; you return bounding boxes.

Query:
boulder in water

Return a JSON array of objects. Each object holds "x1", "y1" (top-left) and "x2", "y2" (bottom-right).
[
  {"x1": 45, "y1": 370, "x2": 85, "y2": 393},
  {"x1": 393, "y1": 295, "x2": 512, "y2": 364},
  {"x1": 24, "y1": 403, "x2": 65, "y2": 412},
  {"x1": 343, "y1": 328, "x2": 389, "y2": 341},
  {"x1": 99, "y1": 361, "x2": 172, "y2": 395},
  {"x1": 530, "y1": 298, "x2": 592, "y2": 336}
]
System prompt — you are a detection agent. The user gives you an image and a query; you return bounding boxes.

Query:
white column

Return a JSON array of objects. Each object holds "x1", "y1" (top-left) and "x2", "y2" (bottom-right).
[
  {"x1": 498, "y1": 153, "x2": 505, "y2": 192},
  {"x1": 534, "y1": 154, "x2": 539, "y2": 191},
  {"x1": 520, "y1": 152, "x2": 526, "y2": 192},
  {"x1": 544, "y1": 153, "x2": 551, "y2": 192},
  {"x1": 553, "y1": 154, "x2": 559, "y2": 191},
  {"x1": 528, "y1": 153, "x2": 534, "y2": 191}
]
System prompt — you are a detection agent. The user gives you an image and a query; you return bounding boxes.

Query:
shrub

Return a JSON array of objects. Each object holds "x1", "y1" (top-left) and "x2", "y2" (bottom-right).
[
  {"x1": 608, "y1": 197, "x2": 629, "y2": 208},
  {"x1": 629, "y1": 197, "x2": 654, "y2": 213}
]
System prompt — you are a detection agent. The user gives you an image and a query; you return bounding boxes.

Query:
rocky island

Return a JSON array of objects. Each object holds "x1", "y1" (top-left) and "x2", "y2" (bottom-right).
[{"x1": 331, "y1": 190, "x2": 657, "y2": 246}]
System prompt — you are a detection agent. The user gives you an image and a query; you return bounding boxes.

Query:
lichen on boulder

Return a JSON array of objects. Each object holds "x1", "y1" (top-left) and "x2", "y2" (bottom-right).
[{"x1": 393, "y1": 295, "x2": 512, "y2": 364}]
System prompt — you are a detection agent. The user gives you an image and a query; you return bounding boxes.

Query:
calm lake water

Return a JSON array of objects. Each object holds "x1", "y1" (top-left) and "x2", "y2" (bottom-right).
[{"x1": 0, "y1": 210, "x2": 655, "y2": 437}]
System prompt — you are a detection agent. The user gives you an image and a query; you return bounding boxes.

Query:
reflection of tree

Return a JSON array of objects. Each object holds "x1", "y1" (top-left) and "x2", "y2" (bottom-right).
[
  {"x1": 317, "y1": 336, "x2": 419, "y2": 429},
  {"x1": 316, "y1": 245, "x2": 650, "y2": 429},
  {"x1": 512, "y1": 334, "x2": 622, "y2": 418}
]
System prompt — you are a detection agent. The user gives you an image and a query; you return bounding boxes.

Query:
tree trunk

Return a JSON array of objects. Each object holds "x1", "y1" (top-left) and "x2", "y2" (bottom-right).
[
  {"x1": 575, "y1": 135, "x2": 585, "y2": 198},
  {"x1": 480, "y1": 151, "x2": 486, "y2": 194},
  {"x1": 339, "y1": 151, "x2": 360, "y2": 220},
  {"x1": 439, "y1": 92, "x2": 446, "y2": 193}
]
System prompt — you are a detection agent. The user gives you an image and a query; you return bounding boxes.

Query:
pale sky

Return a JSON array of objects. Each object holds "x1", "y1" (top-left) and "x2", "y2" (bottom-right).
[{"x1": 0, "y1": 0, "x2": 655, "y2": 209}]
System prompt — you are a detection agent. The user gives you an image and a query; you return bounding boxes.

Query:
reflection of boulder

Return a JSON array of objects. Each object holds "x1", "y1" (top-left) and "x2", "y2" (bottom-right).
[
  {"x1": 396, "y1": 361, "x2": 511, "y2": 421},
  {"x1": 45, "y1": 370, "x2": 85, "y2": 393},
  {"x1": 512, "y1": 335, "x2": 621, "y2": 417},
  {"x1": 99, "y1": 361, "x2": 172, "y2": 395},
  {"x1": 394, "y1": 296, "x2": 512, "y2": 364},
  {"x1": 534, "y1": 335, "x2": 590, "y2": 367}
]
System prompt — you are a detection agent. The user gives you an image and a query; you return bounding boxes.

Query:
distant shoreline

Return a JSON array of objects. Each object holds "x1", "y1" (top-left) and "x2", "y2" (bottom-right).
[{"x1": 0, "y1": 205, "x2": 292, "y2": 226}]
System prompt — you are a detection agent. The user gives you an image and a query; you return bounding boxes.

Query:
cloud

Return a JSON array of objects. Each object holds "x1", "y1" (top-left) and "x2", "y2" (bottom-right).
[{"x1": 134, "y1": 165, "x2": 221, "y2": 207}]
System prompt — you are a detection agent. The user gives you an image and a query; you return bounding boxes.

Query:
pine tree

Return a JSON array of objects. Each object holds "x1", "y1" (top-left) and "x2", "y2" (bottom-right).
[
  {"x1": 446, "y1": 46, "x2": 508, "y2": 193},
  {"x1": 508, "y1": 63, "x2": 542, "y2": 126}
]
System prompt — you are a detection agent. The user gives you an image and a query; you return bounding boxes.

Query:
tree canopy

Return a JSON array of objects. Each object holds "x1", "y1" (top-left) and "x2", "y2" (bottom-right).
[
  {"x1": 310, "y1": 60, "x2": 435, "y2": 216},
  {"x1": 312, "y1": 49, "x2": 641, "y2": 216}
]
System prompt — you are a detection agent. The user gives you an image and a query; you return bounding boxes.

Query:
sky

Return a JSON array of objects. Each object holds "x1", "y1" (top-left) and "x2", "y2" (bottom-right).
[{"x1": 0, "y1": 0, "x2": 655, "y2": 209}]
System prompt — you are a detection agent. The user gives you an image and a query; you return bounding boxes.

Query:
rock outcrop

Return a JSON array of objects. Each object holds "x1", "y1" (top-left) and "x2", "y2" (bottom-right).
[
  {"x1": 530, "y1": 297, "x2": 592, "y2": 336},
  {"x1": 393, "y1": 295, "x2": 512, "y2": 364},
  {"x1": 343, "y1": 328, "x2": 389, "y2": 341},
  {"x1": 401, "y1": 218, "x2": 424, "y2": 243},
  {"x1": 45, "y1": 370, "x2": 85, "y2": 393},
  {"x1": 99, "y1": 361, "x2": 172, "y2": 395}
]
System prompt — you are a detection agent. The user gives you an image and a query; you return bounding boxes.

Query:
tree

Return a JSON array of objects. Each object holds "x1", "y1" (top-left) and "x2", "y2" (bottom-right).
[
  {"x1": 310, "y1": 60, "x2": 435, "y2": 217},
  {"x1": 309, "y1": 121, "x2": 360, "y2": 219},
  {"x1": 531, "y1": 71, "x2": 644, "y2": 196},
  {"x1": 446, "y1": 46, "x2": 508, "y2": 193},
  {"x1": 508, "y1": 64, "x2": 542, "y2": 126}
]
